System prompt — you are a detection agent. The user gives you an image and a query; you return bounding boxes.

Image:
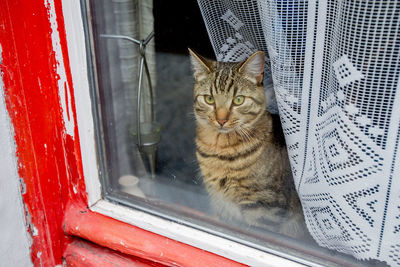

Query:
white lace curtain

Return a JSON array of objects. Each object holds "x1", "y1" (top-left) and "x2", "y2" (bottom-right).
[{"x1": 197, "y1": 1, "x2": 400, "y2": 265}]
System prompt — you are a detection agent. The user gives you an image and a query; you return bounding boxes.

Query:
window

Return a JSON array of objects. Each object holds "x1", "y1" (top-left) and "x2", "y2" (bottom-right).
[{"x1": 78, "y1": 0, "x2": 398, "y2": 266}]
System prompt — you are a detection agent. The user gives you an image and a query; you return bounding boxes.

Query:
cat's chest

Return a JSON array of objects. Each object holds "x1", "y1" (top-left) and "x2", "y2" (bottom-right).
[{"x1": 197, "y1": 131, "x2": 258, "y2": 157}]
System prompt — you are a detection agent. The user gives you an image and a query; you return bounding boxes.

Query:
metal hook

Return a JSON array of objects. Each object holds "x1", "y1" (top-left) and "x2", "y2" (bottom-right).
[
  {"x1": 100, "y1": 32, "x2": 155, "y2": 147},
  {"x1": 101, "y1": 32, "x2": 160, "y2": 177}
]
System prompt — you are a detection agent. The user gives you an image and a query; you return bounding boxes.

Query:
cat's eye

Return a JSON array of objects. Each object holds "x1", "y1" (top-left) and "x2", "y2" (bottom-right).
[
  {"x1": 204, "y1": 95, "x2": 215, "y2": 104},
  {"x1": 233, "y1": 95, "x2": 245, "y2": 105}
]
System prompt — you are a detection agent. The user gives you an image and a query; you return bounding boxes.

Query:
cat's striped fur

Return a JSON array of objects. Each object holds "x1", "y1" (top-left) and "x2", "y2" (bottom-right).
[{"x1": 189, "y1": 49, "x2": 305, "y2": 237}]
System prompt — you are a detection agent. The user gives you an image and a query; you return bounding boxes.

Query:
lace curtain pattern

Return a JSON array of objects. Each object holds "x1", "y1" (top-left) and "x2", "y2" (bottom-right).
[{"x1": 197, "y1": 0, "x2": 400, "y2": 265}]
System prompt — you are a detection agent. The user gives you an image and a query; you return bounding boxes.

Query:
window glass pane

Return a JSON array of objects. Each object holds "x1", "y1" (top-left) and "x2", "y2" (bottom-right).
[{"x1": 83, "y1": 0, "x2": 391, "y2": 266}]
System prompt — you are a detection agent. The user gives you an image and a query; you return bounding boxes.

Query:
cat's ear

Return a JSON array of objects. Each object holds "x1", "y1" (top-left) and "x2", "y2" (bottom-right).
[
  {"x1": 188, "y1": 48, "x2": 213, "y2": 81},
  {"x1": 239, "y1": 51, "x2": 265, "y2": 85}
]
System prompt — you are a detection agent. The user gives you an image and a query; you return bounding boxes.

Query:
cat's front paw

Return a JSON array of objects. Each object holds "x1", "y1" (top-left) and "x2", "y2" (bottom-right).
[{"x1": 279, "y1": 215, "x2": 306, "y2": 239}]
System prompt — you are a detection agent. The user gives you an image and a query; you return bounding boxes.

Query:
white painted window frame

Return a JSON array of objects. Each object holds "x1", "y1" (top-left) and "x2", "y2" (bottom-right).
[{"x1": 62, "y1": 1, "x2": 311, "y2": 266}]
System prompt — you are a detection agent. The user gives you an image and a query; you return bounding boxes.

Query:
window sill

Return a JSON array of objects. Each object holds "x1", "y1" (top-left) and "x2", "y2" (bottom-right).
[
  {"x1": 64, "y1": 238, "x2": 164, "y2": 266},
  {"x1": 63, "y1": 201, "x2": 304, "y2": 266}
]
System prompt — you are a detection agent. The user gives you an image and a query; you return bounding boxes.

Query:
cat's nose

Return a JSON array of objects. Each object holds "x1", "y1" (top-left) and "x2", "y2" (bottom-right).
[
  {"x1": 217, "y1": 119, "x2": 228, "y2": 126},
  {"x1": 216, "y1": 108, "x2": 229, "y2": 126}
]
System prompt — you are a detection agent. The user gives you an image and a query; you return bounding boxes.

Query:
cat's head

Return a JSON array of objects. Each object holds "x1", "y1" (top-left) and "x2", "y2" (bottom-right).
[{"x1": 189, "y1": 49, "x2": 266, "y2": 133}]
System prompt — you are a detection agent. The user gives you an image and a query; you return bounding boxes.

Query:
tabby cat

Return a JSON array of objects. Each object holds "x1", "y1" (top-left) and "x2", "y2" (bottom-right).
[{"x1": 189, "y1": 49, "x2": 305, "y2": 238}]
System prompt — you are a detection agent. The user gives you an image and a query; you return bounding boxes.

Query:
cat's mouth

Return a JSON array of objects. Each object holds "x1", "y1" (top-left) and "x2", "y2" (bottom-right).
[
  {"x1": 210, "y1": 119, "x2": 235, "y2": 133},
  {"x1": 216, "y1": 126, "x2": 234, "y2": 133}
]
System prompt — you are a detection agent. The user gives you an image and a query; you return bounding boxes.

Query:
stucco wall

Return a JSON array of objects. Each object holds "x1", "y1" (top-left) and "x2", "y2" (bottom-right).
[{"x1": 0, "y1": 50, "x2": 32, "y2": 266}]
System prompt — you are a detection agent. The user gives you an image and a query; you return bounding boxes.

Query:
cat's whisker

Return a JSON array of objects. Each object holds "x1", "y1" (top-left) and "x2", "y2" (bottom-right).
[
  {"x1": 236, "y1": 127, "x2": 251, "y2": 142},
  {"x1": 235, "y1": 126, "x2": 253, "y2": 143},
  {"x1": 237, "y1": 129, "x2": 247, "y2": 142},
  {"x1": 234, "y1": 127, "x2": 245, "y2": 141},
  {"x1": 239, "y1": 128, "x2": 250, "y2": 142},
  {"x1": 186, "y1": 111, "x2": 196, "y2": 119},
  {"x1": 187, "y1": 114, "x2": 197, "y2": 121},
  {"x1": 242, "y1": 127, "x2": 255, "y2": 142}
]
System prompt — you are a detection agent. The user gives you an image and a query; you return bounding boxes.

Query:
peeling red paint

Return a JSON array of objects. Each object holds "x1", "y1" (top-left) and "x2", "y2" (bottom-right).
[
  {"x1": 64, "y1": 239, "x2": 164, "y2": 267},
  {"x1": 0, "y1": 0, "x2": 87, "y2": 265},
  {"x1": 64, "y1": 82, "x2": 70, "y2": 121},
  {"x1": 64, "y1": 205, "x2": 248, "y2": 267},
  {"x1": 52, "y1": 0, "x2": 88, "y2": 198}
]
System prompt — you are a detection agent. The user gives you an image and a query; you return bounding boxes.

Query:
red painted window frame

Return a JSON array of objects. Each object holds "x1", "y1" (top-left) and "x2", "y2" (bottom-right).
[{"x1": 0, "y1": 1, "x2": 245, "y2": 266}]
